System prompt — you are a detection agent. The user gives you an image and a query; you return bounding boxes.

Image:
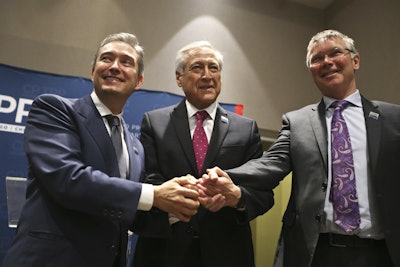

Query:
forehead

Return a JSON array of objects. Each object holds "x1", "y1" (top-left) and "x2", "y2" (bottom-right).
[
  {"x1": 310, "y1": 37, "x2": 347, "y2": 54},
  {"x1": 186, "y1": 47, "x2": 219, "y2": 64},
  {"x1": 98, "y1": 41, "x2": 138, "y2": 58}
]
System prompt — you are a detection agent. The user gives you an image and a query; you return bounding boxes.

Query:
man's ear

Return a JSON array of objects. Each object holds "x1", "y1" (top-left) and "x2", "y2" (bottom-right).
[
  {"x1": 176, "y1": 71, "x2": 182, "y2": 87},
  {"x1": 135, "y1": 75, "x2": 144, "y2": 90},
  {"x1": 352, "y1": 53, "x2": 360, "y2": 71},
  {"x1": 91, "y1": 67, "x2": 95, "y2": 82}
]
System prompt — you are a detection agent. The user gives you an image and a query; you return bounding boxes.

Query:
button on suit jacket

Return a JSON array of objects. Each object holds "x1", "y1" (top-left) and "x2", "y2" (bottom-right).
[
  {"x1": 228, "y1": 96, "x2": 400, "y2": 267},
  {"x1": 2, "y1": 94, "x2": 145, "y2": 267},
  {"x1": 133, "y1": 99, "x2": 274, "y2": 267}
]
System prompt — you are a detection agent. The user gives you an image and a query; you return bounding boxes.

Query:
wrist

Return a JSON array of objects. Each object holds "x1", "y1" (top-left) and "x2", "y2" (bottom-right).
[
  {"x1": 228, "y1": 185, "x2": 242, "y2": 207},
  {"x1": 152, "y1": 185, "x2": 160, "y2": 208},
  {"x1": 234, "y1": 187, "x2": 246, "y2": 211}
]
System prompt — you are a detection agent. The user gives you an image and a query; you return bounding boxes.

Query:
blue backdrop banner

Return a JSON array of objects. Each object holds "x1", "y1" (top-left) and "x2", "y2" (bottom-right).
[{"x1": 0, "y1": 63, "x2": 242, "y2": 262}]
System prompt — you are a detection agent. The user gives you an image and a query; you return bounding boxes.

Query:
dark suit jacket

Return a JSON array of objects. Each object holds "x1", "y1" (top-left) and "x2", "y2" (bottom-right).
[
  {"x1": 133, "y1": 99, "x2": 274, "y2": 267},
  {"x1": 228, "y1": 96, "x2": 400, "y2": 267},
  {"x1": 2, "y1": 94, "x2": 145, "y2": 267}
]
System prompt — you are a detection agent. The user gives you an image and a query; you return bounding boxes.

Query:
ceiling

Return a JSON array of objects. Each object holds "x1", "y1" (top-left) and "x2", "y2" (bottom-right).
[{"x1": 288, "y1": 0, "x2": 334, "y2": 9}]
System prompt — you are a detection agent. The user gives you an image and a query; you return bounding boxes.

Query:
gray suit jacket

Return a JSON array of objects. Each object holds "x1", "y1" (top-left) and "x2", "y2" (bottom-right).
[
  {"x1": 228, "y1": 96, "x2": 400, "y2": 267},
  {"x1": 133, "y1": 99, "x2": 274, "y2": 267}
]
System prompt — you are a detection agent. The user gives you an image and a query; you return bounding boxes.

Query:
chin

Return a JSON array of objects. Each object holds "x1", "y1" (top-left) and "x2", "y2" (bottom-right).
[{"x1": 101, "y1": 85, "x2": 119, "y2": 92}]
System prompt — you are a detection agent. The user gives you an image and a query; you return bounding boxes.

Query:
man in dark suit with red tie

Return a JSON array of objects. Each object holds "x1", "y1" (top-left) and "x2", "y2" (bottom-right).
[{"x1": 133, "y1": 41, "x2": 274, "y2": 267}]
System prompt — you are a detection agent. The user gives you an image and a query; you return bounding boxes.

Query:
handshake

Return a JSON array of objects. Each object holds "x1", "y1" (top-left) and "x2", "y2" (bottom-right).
[{"x1": 152, "y1": 167, "x2": 242, "y2": 222}]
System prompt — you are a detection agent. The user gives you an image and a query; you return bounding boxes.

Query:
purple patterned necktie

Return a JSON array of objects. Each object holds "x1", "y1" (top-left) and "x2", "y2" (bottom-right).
[
  {"x1": 330, "y1": 100, "x2": 360, "y2": 233},
  {"x1": 193, "y1": 111, "x2": 209, "y2": 174}
]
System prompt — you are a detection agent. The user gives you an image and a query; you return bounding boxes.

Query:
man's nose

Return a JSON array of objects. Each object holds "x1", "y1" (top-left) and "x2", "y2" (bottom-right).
[
  {"x1": 107, "y1": 61, "x2": 122, "y2": 75},
  {"x1": 322, "y1": 54, "x2": 334, "y2": 64},
  {"x1": 110, "y1": 59, "x2": 121, "y2": 70},
  {"x1": 201, "y1": 67, "x2": 213, "y2": 79}
]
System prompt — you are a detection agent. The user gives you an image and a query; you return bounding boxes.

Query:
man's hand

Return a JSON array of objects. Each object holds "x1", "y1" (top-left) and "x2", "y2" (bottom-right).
[
  {"x1": 153, "y1": 174, "x2": 200, "y2": 222},
  {"x1": 197, "y1": 167, "x2": 241, "y2": 212}
]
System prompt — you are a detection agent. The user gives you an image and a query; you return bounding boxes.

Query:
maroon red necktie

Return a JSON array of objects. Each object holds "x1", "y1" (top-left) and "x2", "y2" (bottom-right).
[{"x1": 192, "y1": 111, "x2": 209, "y2": 174}]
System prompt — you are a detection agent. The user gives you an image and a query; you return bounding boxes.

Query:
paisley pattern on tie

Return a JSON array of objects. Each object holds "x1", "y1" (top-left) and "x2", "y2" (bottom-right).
[
  {"x1": 330, "y1": 100, "x2": 360, "y2": 233},
  {"x1": 193, "y1": 111, "x2": 209, "y2": 174}
]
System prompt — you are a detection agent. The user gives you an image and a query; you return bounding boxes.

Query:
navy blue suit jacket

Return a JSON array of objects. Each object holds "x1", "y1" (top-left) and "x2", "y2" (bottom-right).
[{"x1": 2, "y1": 94, "x2": 145, "y2": 267}]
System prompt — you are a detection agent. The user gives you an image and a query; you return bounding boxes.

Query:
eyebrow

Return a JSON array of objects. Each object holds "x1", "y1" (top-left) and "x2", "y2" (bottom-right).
[
  {"x1": 313, "y1": 47, "x2": 347, "y2": 54},
  {"x1": 189, "y1": 59, "x2": 219, "y2": 66},
  {"x1": 100, "y1": 51, "x2": 136, "y2": 63}
]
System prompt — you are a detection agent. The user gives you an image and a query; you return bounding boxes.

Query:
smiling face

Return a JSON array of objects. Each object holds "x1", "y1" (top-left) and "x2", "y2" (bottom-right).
[
  {"x1": 91, "y1": 41, "x2": 143, "y2": 112},
  {"x1": 176, "y1": 46, "x2": 221, "y2": 110},
  {"x1": 309, "y1": 37, "x2": 360, "y2": 100}
]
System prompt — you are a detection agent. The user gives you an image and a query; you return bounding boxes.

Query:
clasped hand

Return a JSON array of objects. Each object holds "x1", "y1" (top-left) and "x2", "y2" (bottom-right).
[
  {"x1": 154, "y1": 167, "x2": 241, "y2": 222},
  {"x1": 197, "y1": 167, "x2": 241, "y2": 212}
]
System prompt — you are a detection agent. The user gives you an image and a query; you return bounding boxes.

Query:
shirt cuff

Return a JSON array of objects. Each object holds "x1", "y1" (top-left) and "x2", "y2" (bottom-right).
[
  {"x1": 169, "y1": 214, "x2": 180, "y2": 225},
  {"x1": 137, "y1": 183, "x2": 154, "y2": 211}
]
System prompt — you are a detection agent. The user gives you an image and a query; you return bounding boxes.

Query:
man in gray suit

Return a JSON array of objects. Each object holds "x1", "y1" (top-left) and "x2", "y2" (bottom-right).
[
  {"x1": 133, "y1": 41, "x2": 274, "y2": 267},
  {"x1": 204, "y1": 29, "x2": 399, "y2": 267}
]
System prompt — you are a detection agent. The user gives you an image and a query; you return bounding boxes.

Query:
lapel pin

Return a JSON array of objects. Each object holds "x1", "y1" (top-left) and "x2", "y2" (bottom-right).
[
  {"x1": 221, "y1": 116, "x2": 229, "y2": 123},
  {"x1": 368, "y1": 111, "x2": 379, "y2": 120}
]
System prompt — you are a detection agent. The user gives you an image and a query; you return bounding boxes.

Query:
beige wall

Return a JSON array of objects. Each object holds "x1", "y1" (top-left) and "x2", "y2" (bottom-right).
[
  {"x1": 1, "y1": 1, "x2": 400, "y2": 266},
  {"x1": 0, "y1": 0, "x2": 325, "y2": 132},
  {"x1": 2, "y1": 1, "x2": 397, "y2": 133},
  {"x1": 251, "y1": 173, "x2": 292, "y2": 267}
]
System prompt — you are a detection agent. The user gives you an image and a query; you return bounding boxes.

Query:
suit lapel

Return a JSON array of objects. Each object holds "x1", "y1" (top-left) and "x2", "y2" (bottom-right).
[
  {"x1": 361, "y1": 97, "x2": 381, "y2": 176},
  {"x1": 171, "y1": 101, "x2": 198, "y2": 173},
  {"x1": 122, "y1": 120, "x2": 143, "y2": 182},
  {"x1": 310, "y1": 97, "x2": 381, "y2": 179},
  {"x1": 311, "y1": 101, "x2": 329, "y2": 173},
  {"x1": 203, "y1": 106, "x2": 229, "y2": 172},
  {"x1": 77, "y1": 95, "x2": 120, "y2": 177}
]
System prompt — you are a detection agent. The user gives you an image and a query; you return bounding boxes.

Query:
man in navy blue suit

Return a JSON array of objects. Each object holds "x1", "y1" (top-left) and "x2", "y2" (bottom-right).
[{"x1": 2, "y1": 32, "x2": 200, "y2": 267}]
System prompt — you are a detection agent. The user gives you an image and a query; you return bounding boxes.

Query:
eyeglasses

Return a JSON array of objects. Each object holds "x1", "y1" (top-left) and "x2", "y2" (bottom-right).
[{"x1": 310, "y1": 48, "x2": 354, "y2": 67}]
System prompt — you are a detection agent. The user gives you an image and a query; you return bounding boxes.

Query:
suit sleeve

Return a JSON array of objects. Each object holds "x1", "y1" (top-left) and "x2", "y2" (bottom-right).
[
  {"x1": 232, "y1": 120, "x2": 275, "y2": 221},
  {"x1": 24, "y1": 94, "x2": 142, "y2": 223},
  {"x1": 228, "y1": 114, "x2": 292, "y2": 199}
]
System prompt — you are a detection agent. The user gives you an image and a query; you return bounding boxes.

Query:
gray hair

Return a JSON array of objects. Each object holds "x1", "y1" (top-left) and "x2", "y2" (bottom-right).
[
  {"x1": 306, "y1": 29, "x2": 358, "y2": 68},
  {"x1": 175, "y1": 41, "x2": 223, "y2": 74},
  {"x1": 92, "y1": 32, "x2": 144, "y2": 76}
]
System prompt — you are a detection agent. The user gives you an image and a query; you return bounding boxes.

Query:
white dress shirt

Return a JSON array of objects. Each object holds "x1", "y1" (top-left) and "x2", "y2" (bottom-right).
[{"x1": 186, "y1": 100, "x2": 217, "y2": 142}]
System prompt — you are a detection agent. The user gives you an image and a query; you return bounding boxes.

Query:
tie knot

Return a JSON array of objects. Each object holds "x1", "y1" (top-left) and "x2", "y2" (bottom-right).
[
  {"x1": 105, "y1": 115, "x2": 120, "y2": 128},
  {"x1": 331, "y1": 100, "x2": 349, "y2": 111},
  {"x1": 195, "y1": 111, "x2": 209, "y2": 122}
]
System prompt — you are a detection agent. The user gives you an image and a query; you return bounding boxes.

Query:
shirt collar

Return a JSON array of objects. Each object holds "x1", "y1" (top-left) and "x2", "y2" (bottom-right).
[
  {"x1": 323, "y1": 89, "x2": 362, "y2": 110},
  {"x1": 186, "y1": 100, "x2": 217, "y2": 121},
  {"x1": 91, "y1": 91, "x2": 123, "y2": 118}
]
